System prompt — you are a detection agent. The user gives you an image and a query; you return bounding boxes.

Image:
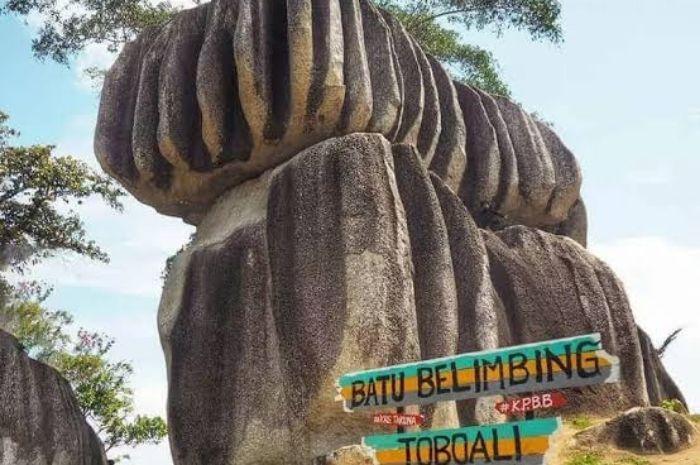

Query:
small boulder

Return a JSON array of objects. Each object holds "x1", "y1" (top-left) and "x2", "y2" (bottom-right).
[
  {"x1": 314, "y1": 445, "x2": 375, "y2": 465},
  {"x1": 576, "y1": 407, "x2": 696, "y2": 454}
]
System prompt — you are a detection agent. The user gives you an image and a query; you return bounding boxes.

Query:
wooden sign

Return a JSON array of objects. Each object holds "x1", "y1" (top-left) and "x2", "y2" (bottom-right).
[
  {"x1": 362, "y1": 417, "x2": 561, "y2": 465},
  {"x1": 372, "y1": 412, "x2": 425, "y2": 428},
  {"x1": 495, "y1": 392, "x2": 567, "y2": 415},
  {"x1": 336, "y1": 333, "x2": 619, "y2": 411}
]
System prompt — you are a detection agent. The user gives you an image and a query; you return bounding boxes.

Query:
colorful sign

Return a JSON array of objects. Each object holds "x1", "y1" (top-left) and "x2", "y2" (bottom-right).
[
  {"x1": 362, "y1": 418, "x2": 561, "y2": 465},
  {"x1": 336, "y1": 333, "x2": 619, "y2": 411},
  {"x1": 496, "y1": 392, "x2": 567, "y2": 415},
  {"x1": 373, "y1": 412, "x2": 426, "y2": 428}
]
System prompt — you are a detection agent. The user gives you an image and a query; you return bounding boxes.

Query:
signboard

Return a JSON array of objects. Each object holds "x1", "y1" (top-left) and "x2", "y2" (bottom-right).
[
  {"x1": 373, "y1": 412, "x2": 425, "y2": 428},
  {"x1": 495, "y1": 392, "x2": 567, "y2": 415},
  {"x1": 336, "y1": 333, "x2": 618, "y2": 411},
  {"x1": 362, "y1": 418, "x2": 561, "y2": 465}
]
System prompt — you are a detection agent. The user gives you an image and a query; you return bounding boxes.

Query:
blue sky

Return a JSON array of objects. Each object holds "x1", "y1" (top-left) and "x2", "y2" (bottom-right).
[{"x1": 1, "y1": 1, "x2": 699, "y2": 463}]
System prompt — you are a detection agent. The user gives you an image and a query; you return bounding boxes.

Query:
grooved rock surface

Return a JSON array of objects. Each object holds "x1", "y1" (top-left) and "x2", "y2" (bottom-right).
[
  {"x1": 576, "y1": 407, "x2": 696, "y2": 454},
  {"x1": 483, "y1": 226, "x2": 649, "y2": 414},
  {"x1": 92, "y1": 2, "x2": 686, "y2": 463},
  {"x1": 159, "y1": 133, "x2": 679, "y2": 464},
  {"x1": 96, "y1": 0, "x2": 583, "y2": 237},
  {"x1": 0, "y1": 330, "x2": 107, "y2": 465}
]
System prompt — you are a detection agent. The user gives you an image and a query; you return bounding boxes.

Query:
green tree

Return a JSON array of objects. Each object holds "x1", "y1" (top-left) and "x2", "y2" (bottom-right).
[
  {"x1": 0, "y1": 111, "x2": 124, "y2": 276},
  {"x1": 377, "y1": 0, "x2": 562, "y2": 96},
  {"x1": 1, "y1": 0, "x2": 562, "y2": 96},
  {"x1": 0, "y1": 282, "x2": 72, "y2": 360},
  {"x1": 57, "y1": 329, "x2": 168, "y2": 460},
  {"x1": 0, "y1": 113, "x2": 166, "y2": 462},
  {"x1": 0, "y1": 0, "x2": 176, "y2": 64}
]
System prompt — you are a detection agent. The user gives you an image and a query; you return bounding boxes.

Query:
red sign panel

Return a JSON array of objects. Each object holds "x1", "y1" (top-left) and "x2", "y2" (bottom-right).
[
  {"x1": 495, "y1": 392, "x2": 567, "y2": 415},
  {"x1": 372, "y1": 412, "x2": 425, "y2": 428}
]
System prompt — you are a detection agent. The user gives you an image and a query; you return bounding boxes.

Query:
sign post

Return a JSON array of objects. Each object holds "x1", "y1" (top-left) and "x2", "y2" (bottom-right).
[
  {"x1": 362, "y1": 418, "x2": 561, "y2": 465},
  {"x1": 336, "y1": 334, "x2": 619, "y2": 465},
  {"x1": 496, "y1": 392, "x2": 567, "y2": 416},
  {"x1": 336, "y1": 333, "x2": 619, "y2": 412}
]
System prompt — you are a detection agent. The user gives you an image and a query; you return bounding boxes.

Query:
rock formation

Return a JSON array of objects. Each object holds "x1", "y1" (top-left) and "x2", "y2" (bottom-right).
[
  {"x1": 0, "y1": 330, "x2": 107, "y2": 465},
  {"x1": 575, "y1": 407, "x2": 696, "y2": 454},
  {"x1": 313, "y1": 445, "x2": 375, "y2": 465},
  {"x1": 95, "y1": 0, "x2": 584, "y2": 240},
  {"x1": 93, "y1": 0, "x2": 685, "y2": 464}
]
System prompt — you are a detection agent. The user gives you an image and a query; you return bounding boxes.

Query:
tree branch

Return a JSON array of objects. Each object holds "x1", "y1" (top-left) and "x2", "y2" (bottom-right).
[
  {"x1": 409, "y1": 8, "x2": 476, "y2": 29},
  {"x1": 657, "y1": 328, "x2": 683, "y2": 358}
]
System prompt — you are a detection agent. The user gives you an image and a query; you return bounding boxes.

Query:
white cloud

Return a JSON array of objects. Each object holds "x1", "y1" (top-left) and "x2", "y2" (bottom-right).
[
  {"x1": 593, "y1": 237, "x2": 700, "y2": 411},
  {"x1": 53, "y1": 113, "x2": 100, "y2": 166},
  {"x1": 28, "y1": 198, "x2": 193, "y2": 298},
  {"x1": 23, "y1": 107, "x2": 194, "y2": 297},
  {"x1": 74, "y1": 43, "x2": 118, "y2": 91}
]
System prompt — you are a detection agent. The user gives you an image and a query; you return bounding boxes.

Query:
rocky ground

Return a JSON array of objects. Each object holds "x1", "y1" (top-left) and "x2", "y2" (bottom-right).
[{"x1": 552, "y1": 413, "x2": 700, "y2": 465}]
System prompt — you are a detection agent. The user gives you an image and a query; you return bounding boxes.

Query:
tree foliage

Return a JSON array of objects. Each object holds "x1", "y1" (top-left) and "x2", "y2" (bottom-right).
[
  {"x1": 1, "y1": 286, "x2": 168, "y2": 462},
  {"x1": 56, "y1": 330, "x2": 168, "y2": 458},
  {"x1": 378, "y1": 0, "x2": 562, "y2": 95},
  {"x1": 0, "y1": 0, "x2": 177, "y2": 63},
  {"x1": 0, "y1": 281, "x2": 71, "y2": 360},
  {"x1": 1, "y1": 0, "x2": 563, "y2": 95},
  {"x1": 0, "y1": 111, "x2": 124, "y2": 274},
  {"x1": 0, "y1": 112, "x2": 164, "y2": 462}
]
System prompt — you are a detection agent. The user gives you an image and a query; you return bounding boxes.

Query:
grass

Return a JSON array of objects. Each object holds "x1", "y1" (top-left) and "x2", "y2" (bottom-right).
[
  {"x1": 565, "y1": 452, "x2": 652, "y2": 465},
  {"x1": 616, "y1": 457, "x2": 652, "y2": 465},
  {"x1": 570, "y1": 416, "x2": 594, "y2": 431},
  {"x1": 565, "y1": 452, "x2": 604, "y2": 465},
  {"x1": 689, "y1": 413, "x2": 700, "y2": 424}
]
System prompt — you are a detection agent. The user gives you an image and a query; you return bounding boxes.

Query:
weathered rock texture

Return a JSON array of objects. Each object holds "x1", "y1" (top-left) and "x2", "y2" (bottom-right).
[
  {"x1": 0, "y1": 330, "x2": 107, "y2": 465},
  {"x1": 96, "y1": 0, "x2": 584, "y2": 238},
  {"x1": 483, "y1": 226, "x2": 648, "y2": 414},
  {"x1": 576, "y1": 407, "x2": 696, "y2": 454},
  {"x1": 313, "y1": 445, "x2": 375, "y2": 465},
  {"x1": 157, "y1": 133, "x2": 677, "y2": 465},
  {"x1": 92, "y1": 1, "x2": 686, "y2": 464}
]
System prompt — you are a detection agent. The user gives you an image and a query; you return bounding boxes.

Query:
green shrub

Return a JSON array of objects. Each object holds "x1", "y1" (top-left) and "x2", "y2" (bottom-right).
[
  {"x1": 570, "y1": 416, "x2": 594, "y2": 430},
  {"x1": 659, "y1": 398, "x2": 686, "y2": 414}
]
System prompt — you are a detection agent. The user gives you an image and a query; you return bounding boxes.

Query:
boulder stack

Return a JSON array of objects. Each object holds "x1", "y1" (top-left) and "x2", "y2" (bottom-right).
[{"x1": 92, "y1": 1, "x2": 686, "y2": 464}]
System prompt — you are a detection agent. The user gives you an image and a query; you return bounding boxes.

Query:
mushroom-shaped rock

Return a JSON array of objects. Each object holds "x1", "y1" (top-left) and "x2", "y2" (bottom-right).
[
  {"x1": 158, "y1": 134, "x2": 680, "y2": 464},
  {"x1": 95, "y1": 0, "x2": 584, "y2": 239}
]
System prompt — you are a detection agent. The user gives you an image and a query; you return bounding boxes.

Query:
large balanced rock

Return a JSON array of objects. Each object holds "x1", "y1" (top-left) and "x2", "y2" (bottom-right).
[
  {"x1": 159, "y1": 133, "x2": 673, "y2": 464},
  {"x1": 576, "y1": 407, "x2": 696, "y2": 454},
  {"x1": 0, "y1": 330, "x2": 107, "y2": 465},
  {"x1": 93, "y1": 0, "x2": 686, "y2": 464},
  {"x1": 95, "y1": 0, "x2": 584, "y2": 240}
]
